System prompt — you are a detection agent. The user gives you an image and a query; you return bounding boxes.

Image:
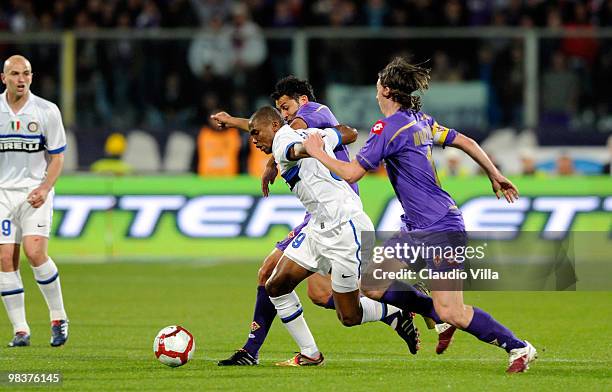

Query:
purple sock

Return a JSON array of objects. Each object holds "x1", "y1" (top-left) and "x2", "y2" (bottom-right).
[
  {"x1": 380, "y1": 280, "x2": 441, "y2": 323},
  {"x1": 324, "y1": 296, "x2": 335, "y2": 309},
  {"x1": 465, "y1": 307, "x2": 525, "y2": 352},
  {"x1": 242, "y1": 286, "x2": 277, "y2": 357}
]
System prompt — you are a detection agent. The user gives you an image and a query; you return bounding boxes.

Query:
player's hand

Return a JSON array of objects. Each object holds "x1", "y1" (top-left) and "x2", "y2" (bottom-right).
[
  {"x1": 26, "y1": 185, "x2": 50, "y2": 208},
  {"x1": 490, "y1": 174, "x2": 519, "y2": 203},
  {"x1": 261, "y1": 161, "x2": 278, "y2": 197},
  {"x1": 303, "y1": 133, "x2": 325, "y2": 158},
  {"x1": 210, "y1": 111, "x2": 232, "y2": 128}
]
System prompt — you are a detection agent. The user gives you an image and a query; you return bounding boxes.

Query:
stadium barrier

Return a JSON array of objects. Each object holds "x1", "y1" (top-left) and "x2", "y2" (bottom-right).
[{"x1": 48, "y1": 175, "x2": 611, "y2": 262}]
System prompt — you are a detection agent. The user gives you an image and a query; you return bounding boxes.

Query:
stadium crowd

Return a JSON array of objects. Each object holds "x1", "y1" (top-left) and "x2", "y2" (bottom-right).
[
  {"x1": 1, "y1": 1, "x2": 612, "y2": 30},
  {"x1": 0, "y1": 1, "x2": 610, "y2": 175}
]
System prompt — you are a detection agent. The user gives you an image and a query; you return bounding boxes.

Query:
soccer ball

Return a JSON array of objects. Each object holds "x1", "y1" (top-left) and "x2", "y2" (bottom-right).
[{"x1": 153, "y1": 325, "x2": 195, "y2": 367}]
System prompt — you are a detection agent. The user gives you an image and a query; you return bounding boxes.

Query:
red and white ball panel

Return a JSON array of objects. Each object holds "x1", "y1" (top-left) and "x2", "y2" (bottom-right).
[{"x1": 153, "y1": 325, "x2": 195, "y2": 367}]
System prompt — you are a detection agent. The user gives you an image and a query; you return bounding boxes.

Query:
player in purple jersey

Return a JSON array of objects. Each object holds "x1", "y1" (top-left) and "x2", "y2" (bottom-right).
[
  {"x1": 303, "y1": 58, "x2": 537, "y2": 373},
  {"x1": 211, "y1": 76, "x2": 419, "y2": 366}
]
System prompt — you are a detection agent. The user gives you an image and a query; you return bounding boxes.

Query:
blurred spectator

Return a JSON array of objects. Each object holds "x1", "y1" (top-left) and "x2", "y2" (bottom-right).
[
  {"x1": 489, "y1": 11, "x2": 512, "y2": 53},
  {"x1": 227, "y1": 3, "x2": 267, "y2": 92},
  {"x1": 492, "y1": 43, "x2": 524, "y2": 127},
  {"x1": 541, "y1": 51, "x2": 578, "y2": 127},
  {"x1": 267, "y1": 1, "x2": 296, "y2": 79},
  {"x1": 189, "y1": 0, "x2": 233, "y2": 26},
  {"x1": 519, "y1": 148, "x2": 545, "y2": 177},
  {"x1": 562, "y1": 2, "x2": 599, "y2": 66},
  {"x1": 478, "y1": 45, "x2": 502, "y2": 126},
  {"x1": 99, "y1": 1, "x2": 117, "y2": 28},
  {"x1": 8, "y1": 0, "x2": 37, "y2": 33},
  {"x1": 135, "y1": 0, "x2": 161, "y2": 29},
  {"x1": 502, "y1": 0, "x2": 525, "y2": 26},
  {"x1": 363, "y1": 0, "x2": 387, "y2": 28},
  {"x1": 194, "y1": 92, "x2": 222, "y2": 126},
  {"x1": 103, "y1": 11, "x2": 143, "y2": 128},
  {"x1": 438, "y1": 149, "x2": 471, "y2": 178},
  {"x1": 556, "y1": 153, "x2": 575, "y2": 176},
  {"x1": 160, "y1": 72, "x2": 194, "y2": 128},
  {"x1": 197, "y1": 112, "x2": 241, "y2": 176},
  {"x1": 540, "y1": 7, "x2": 564, "y2": 63},
  {"x1": 51, "y1": 0, "x2": 74, "y2": 29},
  {"x1": 189, "y1": 4, "x2": 267, "y2": 93},
  {"x1": 75, "y1": 11, "x2": 111, "y2": 128},
  {"x1": 430, "y1": 50, "x2": 464, "y2": 82},
  {"x1": 271, "y1": 1, "x2": 300, "y2": 27},
  {"x1": 442, "y1": 0, "x2": 467, "y2": 27},
  {"x1": 467, "y1": 0, "x2": 493, "y2": 26},
  {"x1": 86, "y1": 0, "x2": 104, "y2": 26},
  {"x1": 188, "y1": 16, "x2": 233, "y2": 78},
  {"x1": 91, "y1": 133, "x2": 134, "y2": 175}
]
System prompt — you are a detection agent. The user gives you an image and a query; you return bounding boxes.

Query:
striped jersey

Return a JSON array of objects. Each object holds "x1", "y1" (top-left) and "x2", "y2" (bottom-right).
[
  {"x1": 295, "y1": 101, "x2": 359, "y2": 194},
  {"x1": 0, "y1": 91, "x2": 67, "y2": 189},
  {"x1": 272, "y1": 125, "x2": 363, "y2": 232}
]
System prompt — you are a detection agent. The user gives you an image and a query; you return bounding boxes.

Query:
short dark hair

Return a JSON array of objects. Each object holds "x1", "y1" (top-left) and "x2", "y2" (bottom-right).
[
  {"x1": 378, "y1": 57, "x2": 430, "y2": 111},
  {"x1": 250, "y1": 106, "x2": 283, "y2": 126},
  {"x1": 270, "y1": 75, "x2": 316, "y2": 102}
]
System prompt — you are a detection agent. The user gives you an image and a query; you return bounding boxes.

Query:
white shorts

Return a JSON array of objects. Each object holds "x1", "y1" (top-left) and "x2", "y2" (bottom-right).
[
  {"x1": 283, "y1": 212, "x2": 374, "y2": 293},
  {"x1": 0, "y1": 188, "x2": 54, "y2": 244}
]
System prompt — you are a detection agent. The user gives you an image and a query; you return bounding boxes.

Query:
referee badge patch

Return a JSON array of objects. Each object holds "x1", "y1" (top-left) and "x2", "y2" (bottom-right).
[{"x1": 27, "y1": 121, "x2": 39, "y2": 132}]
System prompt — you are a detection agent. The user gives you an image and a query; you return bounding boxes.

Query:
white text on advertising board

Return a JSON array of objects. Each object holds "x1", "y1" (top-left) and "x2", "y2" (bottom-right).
[{"x1": 53, "y1": 195, "x2": 611, "y2": 238}]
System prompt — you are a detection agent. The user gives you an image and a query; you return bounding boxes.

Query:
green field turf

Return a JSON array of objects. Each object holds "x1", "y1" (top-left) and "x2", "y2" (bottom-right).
[{"x1": 1, "y1": 261, "x2": 610, "y2": 391}]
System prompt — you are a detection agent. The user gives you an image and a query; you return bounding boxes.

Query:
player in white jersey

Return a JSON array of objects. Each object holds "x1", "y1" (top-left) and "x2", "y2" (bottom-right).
[
  {"x1": 0, "y1": 55, "x2": 69, "y2": 347},
  {"x1": 249, "y1": 107, "x2": 399, "y2": 366}
]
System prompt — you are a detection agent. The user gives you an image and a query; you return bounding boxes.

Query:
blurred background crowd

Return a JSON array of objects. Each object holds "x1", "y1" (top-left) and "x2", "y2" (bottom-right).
[
  {"x1": 2, "y1": 0, "x2": 612, "y2": 31},
  {"x1": 0, "y1": 0, "x2": 610, "y2": 177}
]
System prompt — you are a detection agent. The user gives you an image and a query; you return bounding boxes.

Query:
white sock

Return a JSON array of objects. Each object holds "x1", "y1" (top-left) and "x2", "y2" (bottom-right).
[
  {"x1": 360, "y1": 296, "x2": 387, "y2": 324},
  {"x1": 386, "y1": 304, "x2": 401, "y2": 318},
  {"x1": 31, "y1": 258, "x2": 67, "y2": 321},
  {"x1": 270, "y1": 291, "x2": 319, "y2": 358},
  {"x1": 0, "y1": 270, "x2": 29, "y2": 334}
]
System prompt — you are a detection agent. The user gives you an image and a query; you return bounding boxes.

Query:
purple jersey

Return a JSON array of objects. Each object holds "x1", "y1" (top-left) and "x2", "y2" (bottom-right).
[
  {"x1": 295, "y1": 102, "x2": 359, "y2": 194},
  {"x1": 356, "y1": 109, "x2": 458, "y2": 229}
]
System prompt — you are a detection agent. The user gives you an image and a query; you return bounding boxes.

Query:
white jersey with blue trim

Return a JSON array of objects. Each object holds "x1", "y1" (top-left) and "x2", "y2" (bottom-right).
[
  {"x1": 272, "y1": 125, "x2": 363, "y2": 232},
  {"x1": 0, "y1": 91, "x2": 67, "y2": 189}
]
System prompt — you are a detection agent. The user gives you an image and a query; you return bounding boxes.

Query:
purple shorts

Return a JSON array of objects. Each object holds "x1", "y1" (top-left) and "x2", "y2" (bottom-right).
[
  {"x1": 276, "y1": 213, "x2": 311, "y2": 252},
  {"x1": 397, "y1": 208, "x2": 467, "y2": 271}
]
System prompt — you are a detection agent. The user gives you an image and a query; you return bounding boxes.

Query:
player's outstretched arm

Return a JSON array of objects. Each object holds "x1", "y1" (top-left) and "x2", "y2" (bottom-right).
[
  {"x1": 210, "y1": 112, "x2": 250, "y2": 132},
  {"x1": 302, "y1": 133, "x2": 366, "y2": 183},
  {"x1": 449, "y1": 133, "x2": 519, "y2": 203}
]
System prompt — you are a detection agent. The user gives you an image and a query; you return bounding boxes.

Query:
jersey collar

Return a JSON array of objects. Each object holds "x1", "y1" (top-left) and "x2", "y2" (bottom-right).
[{"x1": 0, "y1": 90, "x2": 34, "y2": 116}]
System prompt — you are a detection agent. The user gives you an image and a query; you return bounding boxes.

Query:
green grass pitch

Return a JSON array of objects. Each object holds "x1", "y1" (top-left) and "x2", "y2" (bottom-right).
[{"x1": 1, "y1": 261, "x2": 610, "y2": 391}]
